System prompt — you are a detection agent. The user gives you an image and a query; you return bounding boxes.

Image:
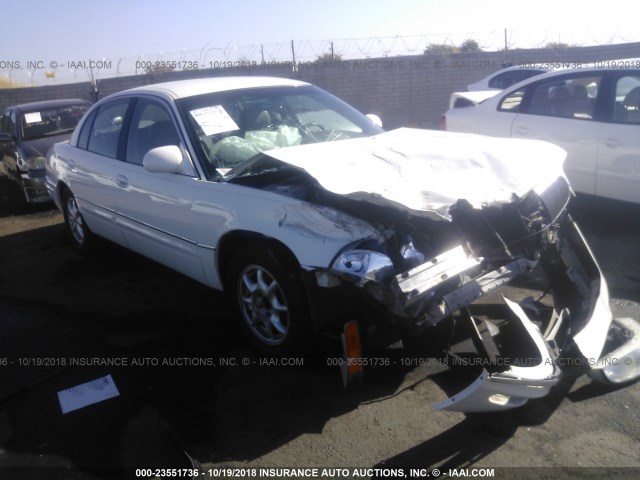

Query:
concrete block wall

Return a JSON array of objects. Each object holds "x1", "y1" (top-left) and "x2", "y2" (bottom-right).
[{"x1": 2, "y1": 42, "x2": 639, "y2": 130}]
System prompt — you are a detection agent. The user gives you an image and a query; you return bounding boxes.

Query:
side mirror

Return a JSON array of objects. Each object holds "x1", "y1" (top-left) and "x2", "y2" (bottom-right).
[
  {"x1": 143, "y1": 145, "x2": 194, "y2": 175},
  {"x1": 366, "y1": 114, "x2": 383, "y2": 129}
]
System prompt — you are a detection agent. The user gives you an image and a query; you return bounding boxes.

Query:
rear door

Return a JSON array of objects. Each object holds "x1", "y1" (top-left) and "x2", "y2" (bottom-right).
[
  {"x1": 509, "y1": 72, "x2": 604, "y2": 195},
  {"x1": 596, "y1": 72, "x2": 640, "y2": 203},
  {"x1": 64, "y1": 97, "x2": 132, "y2": 244}
]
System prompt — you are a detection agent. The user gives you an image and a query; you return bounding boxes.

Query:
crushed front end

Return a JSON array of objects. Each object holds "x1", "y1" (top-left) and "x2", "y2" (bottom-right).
[{"x1": 325, "y1": 175, "x2": 640, "y2": 411}]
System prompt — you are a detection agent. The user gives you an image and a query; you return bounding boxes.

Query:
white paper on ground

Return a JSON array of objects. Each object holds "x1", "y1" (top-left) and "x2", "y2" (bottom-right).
[{"x1": 57, "y1": 374, "x2": 120, "y2": 414}]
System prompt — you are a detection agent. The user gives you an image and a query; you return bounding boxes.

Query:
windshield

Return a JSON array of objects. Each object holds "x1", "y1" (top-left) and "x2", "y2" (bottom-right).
[
  {"x1": 176, "y1": 85, "x2": 383, "y2": 179},
  {"x1": 20, "y1": 102, "x2": 89, "y2": 140}
]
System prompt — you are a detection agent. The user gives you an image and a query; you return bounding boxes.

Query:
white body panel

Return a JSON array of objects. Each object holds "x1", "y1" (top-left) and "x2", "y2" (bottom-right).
[
  {"x1": 51, "y1": 143, "x2": 124, "y2": 244},
  {"x1": 267, "y1": 128, "x2": 567, "y2": 219},
  {"x1": 596, "y1": 122, "x2": 640, "y2": 203},
  {"x1": 445, "y1": 67, "x2": 640, "y2": 204},
  {"x1": 509, "y1": 115, "x2": 600, "y2": 195},
  {"x1": 111, "y1": 160, "x2": 206, "y2": 284}
]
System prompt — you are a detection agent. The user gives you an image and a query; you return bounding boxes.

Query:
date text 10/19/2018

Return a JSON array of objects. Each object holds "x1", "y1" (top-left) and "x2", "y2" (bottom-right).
[{"x1": 168, "y1": 467, "x2": 496, "y2": 478}]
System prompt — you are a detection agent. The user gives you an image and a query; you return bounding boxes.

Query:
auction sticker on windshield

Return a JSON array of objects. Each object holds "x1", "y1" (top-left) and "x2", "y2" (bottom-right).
[
  {"x1": 190, "y1": 105, "x2": 239, "y2": 135},
  {"x1": 24, "y1": 112, "x2": 43, "y2": 123}
]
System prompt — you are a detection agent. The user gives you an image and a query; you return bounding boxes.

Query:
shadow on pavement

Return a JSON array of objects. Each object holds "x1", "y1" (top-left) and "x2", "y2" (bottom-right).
[
  {"x1": 0, "y1": 188, "x2": 638, "y2": 476},
  {"x1": 373, "y1": 370, "x2": 578, "y2": 471},
  {"x1": 0, "y1": 174, "x2": 55, "y2": 219},
  {"x1": 570, "y1": 194, "x2": 640, "y2": 304}
]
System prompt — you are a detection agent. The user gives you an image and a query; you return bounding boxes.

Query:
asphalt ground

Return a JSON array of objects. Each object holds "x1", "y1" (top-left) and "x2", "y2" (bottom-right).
[{"x1": 0, "y1": 170, "x2": 639, "y2": 479}]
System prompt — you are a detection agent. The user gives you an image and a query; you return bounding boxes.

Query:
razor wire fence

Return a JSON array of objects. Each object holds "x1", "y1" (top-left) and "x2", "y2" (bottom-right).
[{"x1": 2, "y1": 28, "x2": 640, "y2": 87}]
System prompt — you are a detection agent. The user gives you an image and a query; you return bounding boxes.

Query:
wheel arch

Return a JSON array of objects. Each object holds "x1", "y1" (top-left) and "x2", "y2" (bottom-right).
[
  {"x1": 216, "y1": 230, "x2": 302, "y2": 291},
  {"x1": 54, "y1": 180, "x2": 71, "y2": 206}
]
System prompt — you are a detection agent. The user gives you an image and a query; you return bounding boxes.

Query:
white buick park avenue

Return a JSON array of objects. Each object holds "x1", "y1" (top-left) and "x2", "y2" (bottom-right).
[{"x1": 46, "y1": 76, "x2": 640, "y2": 412}]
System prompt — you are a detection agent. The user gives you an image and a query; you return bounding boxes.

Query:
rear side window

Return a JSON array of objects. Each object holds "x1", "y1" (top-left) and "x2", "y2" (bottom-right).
[
  {"x1": 77, "y1": 109, "x2": 97, "y2": 150},
  {"x1": 611, "y1": 75, "x2": 640, "y2": 124},
  {"x1": 525, "y1": 75, "x2": 601, "y2": 119},
  {"x1": 87, "y1": 99, "x2": 130, "y2": 158},
  {"x1": 519, "y1": 74, "x2": 602, "y2": 120}
]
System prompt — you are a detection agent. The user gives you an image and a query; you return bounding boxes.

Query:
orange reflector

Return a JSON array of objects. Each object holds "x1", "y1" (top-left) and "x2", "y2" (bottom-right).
[{"x1": 340, "y1": 320, "x2": 364, "y2": 388}]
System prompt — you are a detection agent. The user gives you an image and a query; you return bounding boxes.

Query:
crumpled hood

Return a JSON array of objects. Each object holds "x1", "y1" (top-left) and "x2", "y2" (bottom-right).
[{"x1": 266, "y1": 128, "x2": 568, "y2": 219}]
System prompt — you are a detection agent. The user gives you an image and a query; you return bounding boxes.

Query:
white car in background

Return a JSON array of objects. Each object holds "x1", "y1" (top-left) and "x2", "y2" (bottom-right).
[
  {"x1": 447, "y1": 90, "x2": 500, "y2": 110},
  {"x1": 443, "y1": 66, "x2": 640, "y2": 204},
  {"x1": 467, "y1": 66, "x2": 549, "y2": 91},
  {"x1": 447, "y1": 66, "x2": 549, "y2": 110}
]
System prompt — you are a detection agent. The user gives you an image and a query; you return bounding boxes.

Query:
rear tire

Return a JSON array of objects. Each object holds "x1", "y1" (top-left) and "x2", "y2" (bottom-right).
[
  {"x1": 62, "y1": 190, "x2": 94, "y2": 253},
  {"x1": 227, "y1": 243, "x2": 310, "y2": 355}
]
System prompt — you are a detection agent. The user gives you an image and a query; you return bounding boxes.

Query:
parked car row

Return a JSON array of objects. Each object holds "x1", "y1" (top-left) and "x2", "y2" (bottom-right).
[
  {"x1": 0, "y1": 99, "x2": 91, "y2": 202},
  {"x1": 39, "y1": 75, "x2": 640, "y2": 413}
]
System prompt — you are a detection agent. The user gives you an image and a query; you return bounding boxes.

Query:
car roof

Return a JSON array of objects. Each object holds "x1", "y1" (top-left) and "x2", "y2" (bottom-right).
[
  {"x1": 488, "y1": 65, "x2": 550, "y2": 75},
  {"x1": 9, "y1": 99, "x2": 90, "y2": 112},
  {"x1": 122, "y1": 76, "x2": 311, "y2": 99},
  {"x1": 504, "y1": 65, "x2": 640, "y2": 90}
]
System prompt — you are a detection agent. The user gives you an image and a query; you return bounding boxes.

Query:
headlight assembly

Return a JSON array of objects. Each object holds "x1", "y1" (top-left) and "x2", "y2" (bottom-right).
[
  {"x1": 17, "y1": 152, "x2": 46, "y2": 171},
  {"x1": 330, "y1": 249, "x2": 394, "y2": 286},
  {"x1": 25, "y1": 156, "x2": 46, "y2": 171}
]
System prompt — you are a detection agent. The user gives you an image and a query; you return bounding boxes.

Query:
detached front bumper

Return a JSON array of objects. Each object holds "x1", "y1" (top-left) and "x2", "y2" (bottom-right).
[
  {"x1": 434, "y1": 219, "x2": 640, "y2": 412},
  {"x1": 435, "y1": 298, "x2": 560, "y2": 412},
  {"x1": 589, "y1": 316, "x2": 640, "y2": 385}
]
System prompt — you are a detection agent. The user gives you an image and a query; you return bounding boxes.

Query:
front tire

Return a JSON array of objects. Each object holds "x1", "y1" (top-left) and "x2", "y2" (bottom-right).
[
  {"x1": 62, "y1": 190, "x2": 94, "y2": 252},
  {"x1": 227, "y1": 243, "x2": 310, "y2": 354}
]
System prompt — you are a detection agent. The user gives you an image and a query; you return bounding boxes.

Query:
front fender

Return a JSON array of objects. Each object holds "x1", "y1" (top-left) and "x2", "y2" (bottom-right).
[{"x1": 192, "y1": 182, "x2": 381, "y2": 289}]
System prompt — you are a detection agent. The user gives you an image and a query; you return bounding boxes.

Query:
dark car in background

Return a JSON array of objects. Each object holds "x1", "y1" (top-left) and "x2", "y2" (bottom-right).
[{"x1": 0, "y1": 99, "x2": 90, "y2": 203}]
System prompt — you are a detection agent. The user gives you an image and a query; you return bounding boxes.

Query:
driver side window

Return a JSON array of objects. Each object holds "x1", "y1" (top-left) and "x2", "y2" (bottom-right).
[{"x1": 126, "y1": 99, "x2": 181, "y2": 166}]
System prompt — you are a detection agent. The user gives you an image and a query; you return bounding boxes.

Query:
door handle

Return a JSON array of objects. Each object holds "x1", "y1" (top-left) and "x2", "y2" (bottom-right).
[
  {"x1": 116, "y1": 175, "x2": 129, "y2": 188},
  {"x1": 514, "y1": 125, "x2": 529, "y2": 135},
  {"x1": 604, "y1": 137, "x2": 622, "y2": 148}
]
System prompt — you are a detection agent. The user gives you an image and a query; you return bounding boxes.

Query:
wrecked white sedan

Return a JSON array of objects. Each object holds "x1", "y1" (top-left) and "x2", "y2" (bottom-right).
[{"x1": 46, "y1": 77, "x2": 640, "y2": 412}]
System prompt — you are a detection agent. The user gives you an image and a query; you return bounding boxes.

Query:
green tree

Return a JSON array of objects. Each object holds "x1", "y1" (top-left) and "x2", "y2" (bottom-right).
[
  {"x1": 544, "y1": 42, "x2": 574, "y2": 49},
  {"x1": 460, "y1": 39, "x2": 483, "y2": 53},
  {"x1": 423, "y1": 43, "x2": 458, "y2": 54},
  {"x1": 316, "y1": 52, "x2": 343, "y2": 62}
]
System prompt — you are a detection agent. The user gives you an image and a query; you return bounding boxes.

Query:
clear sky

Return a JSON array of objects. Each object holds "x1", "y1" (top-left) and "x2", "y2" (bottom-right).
[{"x1": 2, "y1": 0, "x2": 639, "y2": 85}]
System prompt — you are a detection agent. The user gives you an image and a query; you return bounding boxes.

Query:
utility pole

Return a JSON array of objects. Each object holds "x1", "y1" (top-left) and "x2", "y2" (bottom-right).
[
  {"x1": 503, "y1": 28, "x2": 510, "y2": 67},
  {"x1": 291, "y1": 40, "x2": 298, "y2": 73}
]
